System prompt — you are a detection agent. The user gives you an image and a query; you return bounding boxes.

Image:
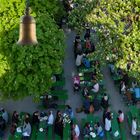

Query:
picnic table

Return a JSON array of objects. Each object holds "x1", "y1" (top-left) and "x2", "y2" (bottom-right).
[
  {"x1": 119, "y1": 122, "x2": 126, "y2": 140},
  {"x1": 80, "y1": 81, "x2": 93, "y2": 87},
  {"x1": 129, "y1": 106, "x2": 139, "y2": 118},
  {"x1": 63, "y1": 123, "x2": 71, "y2": 140},
  {"x1": 49, "y1": 90, "x2": 68, "y2": 101},
  {"x1": 81, "y1": 72, "x2": 93, "y2": 81},
  {"x1": 52, "y1": 80, "x2": 65, "y2": 87},
  {"x1": 78, "y1": 67, "x2": 95, "y2": 73},
  {"x1": 50, "y1": 89, "x2": 67, "y2": 94},
  {"x1": 46, "y1": 125, "x2": 53, "y2": 139},
  {"x1": 36, "y1": 120, "x2": 47, "y2": 140},
  {"x1": 82, "y1": 115, "x2": 100, "y2": 140},
  {"x1": 111, "y1": 112, "x2": 121, "y2": 139}
]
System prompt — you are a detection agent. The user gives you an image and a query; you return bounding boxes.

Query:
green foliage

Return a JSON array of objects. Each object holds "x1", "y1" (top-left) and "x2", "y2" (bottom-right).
[
  {"x1": 0, "y1": 0, "x2": 66, "y2": 100},
  {"x1": 30, "y1": 0, "x2": 66, "y2": 23},
  {"x1": 68, "y1": 0, "x2": 98, "y2": 32},
  {"x1": 87, "y1": 0, "x2": 140, "y2": 80},
  {"x1": 68, "y1": 0, "x2": 140, "y2": 81}
]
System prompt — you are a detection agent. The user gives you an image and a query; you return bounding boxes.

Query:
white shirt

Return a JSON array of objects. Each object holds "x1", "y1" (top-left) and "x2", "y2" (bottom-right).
[
  {"x1": 118, "y1": 113, "x2": 124, "y2": 122},
  {"x1": 74, "y1": 124, "x2": 80, "y2": 137},
  {"x1": 76, "y1": 54, "x2": 83, "y2": 66},
  {"x1": 92, "y1": 83, "x2": 99, "y2": 92},
  {"x1": 104, "y1": 96, "x2": 108, "y2": 101},
  {"x1": 121, "y1": 83, "x2": 126, "y2": 92},
  {"x1": 105, "y1": 118, "x2": 111, "y2": 131},
  {"x1": 131, "y1": 120, "x2": 137, "y2": 135},
  {"x1": 48, "y1": 113, "x2": 54, "y2": 125},
  {"x1": 22, "y1": 122, "x2": 31, "y2": 136},
  {"x1": 132, "y1": 82, "x2": 137, "y2": 88},
  {"x1": 2, "y1": 111, "x2": 8, "y2": 123},
  {"x1": 74, "y1": 78, "x2": 80, "y2": 85}
]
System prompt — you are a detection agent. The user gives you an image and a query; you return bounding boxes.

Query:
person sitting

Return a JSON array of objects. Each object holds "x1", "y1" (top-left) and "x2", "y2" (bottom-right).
[
  {"x1": 84, "y1": 28, "x2": 90, "y2": 39},
  {"x1": 117, "y1": 110, "x2": 124, "y2": 123},
  {"x1": 122, "y1": 72, "x2": 129, "y2": 86},
  {"x1": 22, "y1": 119, "x2": 31, "y2": 140},
  {"x1": 125, "y1": 88, "x2": 133, "y2": 104},
  {"x1": 108, "y1": 63, "x2": 115, "y2": 74},
  {"x1": 83, "y1": 122, "x2": 90, "y2": 138},
  {"x1": 94, "y1": 122, "x2": 104, "y2": 138},
  {"x1": 10, "y1": 123, "x2": 17, "y2": 135},
  {"x1": 103, "y1": 107, "x2": 111, "y2": 124},
  {"x1": 65, "y1": 105, "x2": 74, "y2": 120},
  {"x1": 75, "y1": 53, "x2": 83, "y2": 67},
  {"x1": 82, "y1": 55, "x2": 90, "y2": 68},
  {"x1": 24, "y1": 113, "x2": 31, "y2": 123},
  {"x1": 47, "y1": 111, "x2": 54, "y2": 125},
  {"x1": 74, "y1": 34, "x2": 81, "y2": 48},
  {"x1": 132, "y1": 81, "x2": 138, "y2": 88},
  {"x1": 1, "y1": 108, "x2": 8, "y2": 124},
  {"x1": 32, "y1": 111, "x2": 40, "y2": 128},
  {"x1": 93, "y1": 97, "x2": 101, "y2": 111},
  {"x1": 101, "y1": 94, "x2": 109, "y2": 109},
  {"x1": 85, "y1": 38, "x2": 91, "y2": 50},
  {"x1": 73, "y1": 76, "x2": 80, "y2": 85},
  {"x1": 105, "y1": 112, "x2": 112, "y2": 132},
  {"x1": 12, "y1": 111, "x2": 19, "y2": 125},
  {"x1": 117, "y1": 68, "x2": 123, "y2": 76},
  {"x1": 131, "y1": 117, "x2": 140, "y2": 139},
  {"x1": 83, "y1": 97, "x2": 90, "y2": 114},
  {"x1": 76, "y1": 42, "x2": 82, "y2": 54},
  {"x1": 134, "y1": 88, "x2": 140, "y2": 101},
  {"x1": 120, "y1": 81, "x2": 126, "y2": 94},
  {"x1": 0, "y1": 116, "x2": 5, "y2": 138},
  {"x1": 89, "y1": 104, "x2": 94, "y2": 114},
  {"x1": 91, "y1": 80, "x2": 99, "y2": 93},
  {"x1": 73, "y1": 76, "x2": 80, "y2": 92},
  {"x1": 91, "y1": 73, "x2": 97, "y2": 81},
  {"x1": 72, "y1": 123, "x2": 80, "y2": 140},
  {"x1": 54, "y1": 111, "x2": 63, "y2": 139}
]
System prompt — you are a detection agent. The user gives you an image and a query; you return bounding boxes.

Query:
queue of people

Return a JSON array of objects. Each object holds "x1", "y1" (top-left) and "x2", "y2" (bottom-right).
[{"x1": 1, "y1": 104, "x2": 80, "y2": 140}]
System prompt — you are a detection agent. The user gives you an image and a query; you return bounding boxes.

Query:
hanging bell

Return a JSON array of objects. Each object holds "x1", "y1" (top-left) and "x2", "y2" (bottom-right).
[{"x1": 17, "y1": 15, "x2": 38, "y2": 45}]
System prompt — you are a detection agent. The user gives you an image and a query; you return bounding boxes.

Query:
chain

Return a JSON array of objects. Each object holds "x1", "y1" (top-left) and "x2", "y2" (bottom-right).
[{"x1": 25, "y1": 0, "x2": 30, "y2": 15}]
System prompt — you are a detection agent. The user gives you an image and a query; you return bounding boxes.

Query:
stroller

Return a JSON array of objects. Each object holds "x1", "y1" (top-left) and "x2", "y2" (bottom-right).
[{"x1": 73, "y1": 75, "x2": 80, "y2": 92}]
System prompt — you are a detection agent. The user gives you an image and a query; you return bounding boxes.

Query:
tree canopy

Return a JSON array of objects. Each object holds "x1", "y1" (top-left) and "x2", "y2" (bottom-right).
[
  {"x1": 68, "y1": 0, "x2": 140, "y2": 81},
  {"x1": 0, "y1": 0, "x2": 66, "y2": 100},
  {"x1": 68, "y1": 0, "x2": 98, "y2": 31}
]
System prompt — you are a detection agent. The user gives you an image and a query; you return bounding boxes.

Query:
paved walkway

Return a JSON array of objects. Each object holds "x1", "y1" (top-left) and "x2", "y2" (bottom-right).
[
  {"x1": 0, "y1": 29, "x2": 132, "y2": 140},
  {"x1": 63, "y1": 29, "x2": 131, "y2": 139},
  {"x1": 102, "y1": 67, "x2": 131, "y2": 140},
  {"x1": 63, "y1": 30, "x2": 86, "y2": 122},
  {"x1": 0, "y1": 97, "x2": 39, "y2": 114}
]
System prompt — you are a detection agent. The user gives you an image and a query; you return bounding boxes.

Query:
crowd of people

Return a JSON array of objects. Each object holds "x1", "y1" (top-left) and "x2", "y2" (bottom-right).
[
  {"x1": 0, "y1": 23, "x2": 139, "y2": 139},
  {"x1": 72, "y1": 27, "x2": 140, "y2": 140},
  {"x1": 0, "y1": 105, "x2": 81, "y2": 140},
  {"x1": 109, "y1": 63, "x2": 140, "y2": 105},
  {"x1": 1, "y1": 105, "x2": 140, "y2": 139},
  {"x1": 73, "y1": 28, "x2": 110, "y2": 115}
]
